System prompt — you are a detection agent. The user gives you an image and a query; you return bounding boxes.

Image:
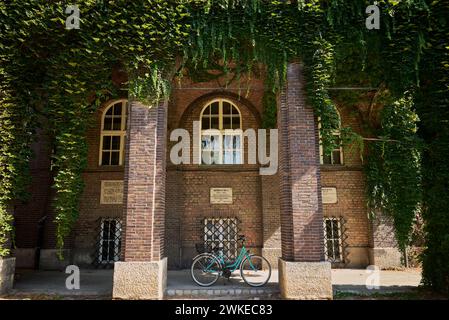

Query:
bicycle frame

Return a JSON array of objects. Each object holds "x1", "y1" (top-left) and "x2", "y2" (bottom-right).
[{"x1": 203, "y1": 245, "x2": 257, "y2": 273}]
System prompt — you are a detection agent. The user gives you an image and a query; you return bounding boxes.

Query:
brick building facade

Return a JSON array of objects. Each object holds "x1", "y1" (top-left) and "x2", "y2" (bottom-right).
[{"x1": 10, "y1": 63, "x2": 401, "y2": 299}]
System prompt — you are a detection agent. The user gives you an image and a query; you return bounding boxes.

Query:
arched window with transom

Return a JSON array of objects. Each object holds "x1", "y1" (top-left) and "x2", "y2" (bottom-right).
[
  {"x1": 99, "y1": 100, "x2": 127, "y2": 166},
  {"x1": 200, "y1": 99, "x2": 242, "y2": 165}
]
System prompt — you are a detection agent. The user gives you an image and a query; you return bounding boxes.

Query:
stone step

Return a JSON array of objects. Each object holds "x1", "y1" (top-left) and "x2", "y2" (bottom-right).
[{"x1": 165, "y1": 287, "x2": 280, "y2": 299}]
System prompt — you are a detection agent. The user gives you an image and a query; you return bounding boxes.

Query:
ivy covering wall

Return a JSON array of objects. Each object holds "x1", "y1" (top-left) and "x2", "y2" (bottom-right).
[{"x1": 0, "y1": 0, "x2": 447, "y2": 293}]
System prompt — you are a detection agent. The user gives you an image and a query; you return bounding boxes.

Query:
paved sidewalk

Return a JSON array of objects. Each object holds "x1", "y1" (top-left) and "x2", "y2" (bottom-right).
[
  {"x1": 2, "y1": 267, "x2": 422, "y2": 299},
  {"x1": 10, "y1": 269, "x2": 113, "y2": 297},
  {"x1": 332, "y1": 268, "x2": 422, "y2": 294}
]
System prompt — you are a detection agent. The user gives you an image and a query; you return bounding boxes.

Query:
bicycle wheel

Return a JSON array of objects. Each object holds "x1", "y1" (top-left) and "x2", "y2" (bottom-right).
[
  {"x1": 191, "y1": 254, "x2": 221, "y2": 287},
  {"x1": 240, "y1": 255, "x2": 271, "y2": 287}
]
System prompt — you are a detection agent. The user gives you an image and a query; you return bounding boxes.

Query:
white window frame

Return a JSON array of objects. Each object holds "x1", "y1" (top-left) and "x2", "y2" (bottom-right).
[
  {"x1": 323, "y1": 217, "x2": 343, "y2": 262},
  {"x1": 98, "y1": 218, "x2": 122, "y2": 264},
  {"x1": 99, "y1": 99, "x2": 127, "y2": 166},
  {"x1": 199, "y1": 99, "x2": 243, "y2": 165},
  {"x1": 318, "y1": 113, "x2": 344, "y2": 165}
]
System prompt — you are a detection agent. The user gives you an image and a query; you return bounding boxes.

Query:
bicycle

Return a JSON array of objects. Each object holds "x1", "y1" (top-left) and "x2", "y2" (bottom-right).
[{"x1": 190, "y1": 235, "x2": 272, "y2": 287}]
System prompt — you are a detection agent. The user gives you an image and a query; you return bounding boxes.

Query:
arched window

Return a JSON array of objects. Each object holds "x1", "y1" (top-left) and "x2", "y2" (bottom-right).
[
  {"x1": 99, "y1": 100, "x2": 127, "y2": 166},
  {"x1": 200, "y1": 99, "x2": 242, "y2": 165},
  {"x1": 319, "y1": 111, "x2": 344, "y2": 165}
]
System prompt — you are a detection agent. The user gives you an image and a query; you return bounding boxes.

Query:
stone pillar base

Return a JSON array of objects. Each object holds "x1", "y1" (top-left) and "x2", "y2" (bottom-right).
[
  {"x1": 113, "y1": 258, "x2": 167, "y2": 300},
  {"x1": 369, "y1": 247, "x2": 403, "y2": 269},
  {"x1": 0, "y1": 257, "x2": 15, "y2": 295},
  {"x1": 278, "y1": 259, "x2": 332, "y2": 300}
]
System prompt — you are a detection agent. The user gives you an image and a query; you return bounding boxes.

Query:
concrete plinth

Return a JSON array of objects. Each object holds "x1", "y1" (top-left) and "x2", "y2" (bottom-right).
[
  {"x1": 113, "y1": 258, "x2": 167, "y2": 300},
  {"x1": 278, "y1": 259, "x2": 332, "y2": 300},
  {"x1": 0, "y1": 257, "x2": 15, "y2": 295},
  {"x1": 369, "y1": 247, "x2": 403, "y2": 269}
]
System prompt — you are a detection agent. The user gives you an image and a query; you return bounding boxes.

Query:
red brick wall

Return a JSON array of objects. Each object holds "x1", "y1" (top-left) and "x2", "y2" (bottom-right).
[
  {"x1": 12, "y1": 70, "x2": 374, "y2": 270},
  {"x1": 165, "y1": 76, "x2": 266, "y2": 268}
]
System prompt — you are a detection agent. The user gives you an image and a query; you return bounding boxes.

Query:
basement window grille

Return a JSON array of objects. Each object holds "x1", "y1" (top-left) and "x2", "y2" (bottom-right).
[
  {"x1": 324, "y1": 217, "x2": 345, "y2": 263},
  {"x1": 93, "y1": 218, "x2": 122, "y2": 268},
  {"x1": 202, "y1": 217, "x2": 239, "y2": 262}
]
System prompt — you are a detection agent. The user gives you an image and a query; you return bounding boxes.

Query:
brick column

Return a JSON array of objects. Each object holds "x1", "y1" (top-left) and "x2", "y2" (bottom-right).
[
  {"x1": 277, "y1": 63, "x2": 332, "y2": 299},
  {"x1": 113, "y1": 100, "x2": 168, "y2": 300}
]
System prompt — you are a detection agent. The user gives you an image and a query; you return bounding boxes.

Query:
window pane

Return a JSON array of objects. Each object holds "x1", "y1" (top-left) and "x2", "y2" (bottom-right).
[
  {"x1": 103, "y1": 117, "x2": 113, "y2": 130},
  {"x1": 223, "y1": 135, "x2": 233, "y2": 149},
  {"x1": 333, "y1": 241, "x2": 341, "y2": 258},
  {"x1": 332, "y1": 150, "x2": 341, "y2": 164},
  {"x1": 223, "y1": 150, "x2": 233, "y2": 164},
  {"x1": 202, "y1": 151, "x2": 211, "y2": 164},
  {"x1": 233, "y1": 151, "x2": 241, "y2": 164},
  {"x1": 327, "y1": 240, "x2": 334, "y2": 257},
  {"x1": 110, "y1": 152, "x2": 120, "y2": 165},
  {"x1": 102, "y1": 221, "x2": 110, "y2": 239},
  {"x1": 102, "y1": 136, "x2": 111, "y2": 150},
  {"x1": 202, "y1": 135, "x2": 219, "y2": 150},
  {"x1": 210, "y1": 116, "x2": 219, "y2": 129},
  {"x1": 202, "y1": 150, "x2": 219, "y2": 164},
  {"x1": 202, "y1": 117, "x2": 210, "y2": 130},
  {"x1": 323, "y1": 154, "x2": 332, "y2": 165},
  {"x1": 112, "y1": 117, "x2": 122, "y2": 130},
  {"x1": 332, "y1": 220, "x2": 339, "y2": 237},
  {"x1": 210, "y1": 151, "x2": 219, "y2": 164},
  {"x1": 113, "y1": 103, "x2": 122, "y2": 115},
  {"x1": 101, "y1": 152, "x2": 110, "y2": 165},
  {"x1": 108, "y1": 220, "x2": 116, "y2": 239},
  {"x1": 101, "y1": 241, "x2": 109, "y2": 261},
  {"x1": 202, "y1": 105, "x2": 210, "y2": 116},
  {"x1": 210, "y1": 102, "x2": 219, "y2": 115},
  {"x1": 211, "y1": 135, "x2": 220, "y2": 151},
  {"x1": 233, "y1": 136, "x2": 241, "y2": 149},
  {"x1": 222, "y1": 102, "x2": 231, "y2": 115},
  {"x1": 201, "y1": 135, "x2": 211, "y2": 150},
  {"x1": 231, "y1": 115, "x2": 240, "y2": 129},
  {"x1": 222, "y1": 116, "x2": 231, "y2": 129},
  {"x1": 111, "y1": 136, "x2": 121, "y2": 150},
  {"x1": 105, "y1": 107, "x2": 113, "y2": 116}
]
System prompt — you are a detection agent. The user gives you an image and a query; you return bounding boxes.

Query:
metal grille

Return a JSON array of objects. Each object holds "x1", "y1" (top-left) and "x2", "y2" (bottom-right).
[
  {"x1": 202, "y1": 217, "x2": 239, "y2": 262},
  {"x1": 323, "y1": 216, "x2": 348, "y2": 265},
  {"x1": 92, "y1": 218, "x2": 122, "y2": 268}
]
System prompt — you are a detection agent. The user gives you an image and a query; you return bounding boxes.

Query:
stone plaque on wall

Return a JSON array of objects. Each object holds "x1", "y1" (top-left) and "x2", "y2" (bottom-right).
[
  {"x1": 100, "y1": 180, "x2": 124, "y2": 204},
  {"x1": 322, "y1": 187, "x2": 337, "y2": 204},
  {"x1": 210, "y1": 188, "x2": 233, "y2": 204}
]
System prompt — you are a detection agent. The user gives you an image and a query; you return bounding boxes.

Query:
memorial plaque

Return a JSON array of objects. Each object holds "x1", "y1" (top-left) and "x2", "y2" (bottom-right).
[
  {"x1": 322, "y1": 187, "x2": 337, "y2": 204},
  {"x1": 210, "y1": 188, "x2": 233, "y2": 204},
  {"x1": 100, "y1": 180, "x2": 124, "y2": 204}
]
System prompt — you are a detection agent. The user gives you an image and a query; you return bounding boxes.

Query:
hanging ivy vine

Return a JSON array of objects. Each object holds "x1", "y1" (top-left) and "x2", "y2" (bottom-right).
[{"x1": 0, "y1": 0, "x2": 447, "y2": 294}]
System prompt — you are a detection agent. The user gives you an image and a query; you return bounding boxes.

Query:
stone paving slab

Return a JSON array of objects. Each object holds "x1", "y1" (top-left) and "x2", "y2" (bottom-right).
[
  {"x1": 332, "y1": 268, "x2": 422, "y2": 294},
  {"x1": 10, "y1": 269, "x2": 113, "y2": 297}
]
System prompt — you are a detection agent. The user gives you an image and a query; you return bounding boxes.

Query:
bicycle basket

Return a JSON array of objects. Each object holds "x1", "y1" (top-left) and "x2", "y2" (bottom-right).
[{"x1": 195, "y1": 243, "x2": 207, "y2": 254}]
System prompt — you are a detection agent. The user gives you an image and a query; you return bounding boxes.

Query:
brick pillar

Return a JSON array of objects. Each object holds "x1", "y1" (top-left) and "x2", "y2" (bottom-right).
[
  {"x1": 277, "y1": 63, "x2": 332, "y2": 299},
  {"x1": 113, "y1": 101, "x2": 168, "y2": 300}
]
